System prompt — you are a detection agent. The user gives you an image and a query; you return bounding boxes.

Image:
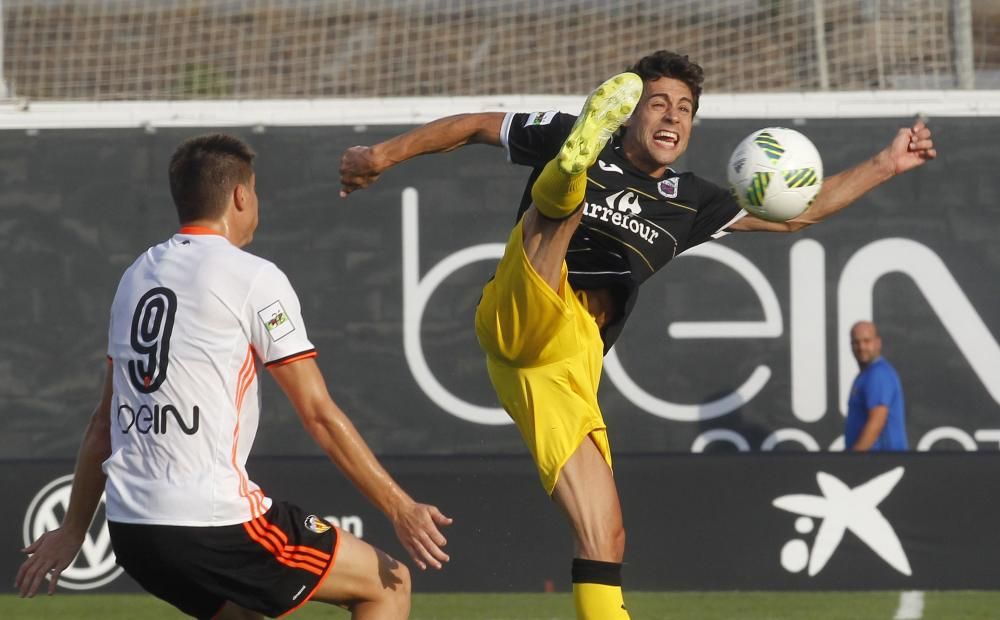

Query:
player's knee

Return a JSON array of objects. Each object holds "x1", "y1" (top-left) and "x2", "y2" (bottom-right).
[
  {"x1": 579, "y1": 521, "x2": 626, "y2": 561},
  {"x1": 613, "y1": 524, "x2": 626, "y2": 558},
  {"x1": 599, "y1": 520, "x2": 626, "y2": 560},
  {"x1": 380, "y1": 554, "x2": 411, "y2": 602},
  {"x1": 396, "y1": 561, "x2": 412, "y2": 597},
  {"x1": 385, "y1": 561, "x2": 411, "y2": 615},
  {"x1": 605, "y1": 523, "x2": 626, "y2": 561},
  {"x1": 348, "y1": 555, "x2": 411, "y2": 617}
]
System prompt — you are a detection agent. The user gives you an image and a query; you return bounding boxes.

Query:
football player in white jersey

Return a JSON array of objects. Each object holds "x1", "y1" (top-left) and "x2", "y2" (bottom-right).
[
  {"x1": 339, "y1": 51, "x2": 935, "y2": 619},
  {"x1": 16, "y1": 134, "x2": 451, "y2": 619}
]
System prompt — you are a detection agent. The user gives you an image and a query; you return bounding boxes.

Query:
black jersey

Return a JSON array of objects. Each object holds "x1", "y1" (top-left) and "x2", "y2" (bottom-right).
[{"x1": 502, "y1": 110, "x2": 745, "y2": 350}]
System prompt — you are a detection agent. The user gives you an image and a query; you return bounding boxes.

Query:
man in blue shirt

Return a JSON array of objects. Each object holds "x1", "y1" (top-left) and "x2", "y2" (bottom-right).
[{"x1": 846, "y1": 321, "x2": 908, "y2": 451}]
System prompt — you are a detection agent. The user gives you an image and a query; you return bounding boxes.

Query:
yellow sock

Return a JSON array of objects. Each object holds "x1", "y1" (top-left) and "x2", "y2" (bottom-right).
[
  {"x1": 530, "y1": 158, "x2": 587, "y2": 219},
  {"x1": 573, "y1": 582, "x2": 630, "y2": 620},
  {"x1": 571, "y1": 559, "x2": 630, "y2": 620}
]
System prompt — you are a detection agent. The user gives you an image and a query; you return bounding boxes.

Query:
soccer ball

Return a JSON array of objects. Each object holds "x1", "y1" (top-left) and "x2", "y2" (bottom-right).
[{"x1": 727, "y1": 127, "x2": 824, "y2": 222}]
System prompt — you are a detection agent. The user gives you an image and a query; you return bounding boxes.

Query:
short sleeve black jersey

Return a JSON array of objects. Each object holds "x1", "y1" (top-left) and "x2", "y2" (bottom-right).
[{"x1": 501, "y1": 110, "x2": 746, "y2": 350}]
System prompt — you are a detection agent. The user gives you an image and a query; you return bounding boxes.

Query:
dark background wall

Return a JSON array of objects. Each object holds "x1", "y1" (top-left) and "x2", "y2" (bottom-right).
[
  {"x1": 8, "y1": 453, "x2": 1000, "y2": 592},
  {"x1": 1, "y1": 117, "x2": 998, "y2": 461}
]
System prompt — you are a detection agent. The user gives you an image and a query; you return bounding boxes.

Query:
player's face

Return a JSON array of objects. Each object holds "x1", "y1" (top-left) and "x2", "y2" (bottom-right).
[
  {"x1": 850, "y1": 324, "x2": 882, "y2": 366},
  {"x1": 621, "y1": 77, "x2": 695, "y2": 176}
]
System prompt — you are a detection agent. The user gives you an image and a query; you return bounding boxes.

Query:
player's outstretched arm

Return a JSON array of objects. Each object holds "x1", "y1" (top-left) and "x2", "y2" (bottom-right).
[
  {"x1": 339, "y1": 112, "x2": 505, "y2": 197},
  {"x1": 15, "y1": 364, "x2": 112, "y2": 597},
  {"x1": 269, "y1": 358, "x2": 453, "y2": 570},
  {"x1": 730, "y1": 119, "x2": 937, "y2": 233}
]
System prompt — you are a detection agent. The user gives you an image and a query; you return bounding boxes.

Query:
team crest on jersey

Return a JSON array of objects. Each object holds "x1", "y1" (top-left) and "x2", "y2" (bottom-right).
[
  {"x1": 258, "y1": 301, "x2": 295, "y2": 341},
  {"x1": 524, "y1": 110, "x2": 557, "y2": 127},
  {"x1": 657, "y1": 177, "x2": 680, "y2": 199},
  {"x1": 304, "y1": 515, "x2": 332, "y2": 534}
]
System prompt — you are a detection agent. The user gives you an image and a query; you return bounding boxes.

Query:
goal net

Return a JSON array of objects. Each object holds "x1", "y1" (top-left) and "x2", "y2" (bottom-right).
[{"x1": 1, "y1": 0, "x2": 992, "y2": 100}]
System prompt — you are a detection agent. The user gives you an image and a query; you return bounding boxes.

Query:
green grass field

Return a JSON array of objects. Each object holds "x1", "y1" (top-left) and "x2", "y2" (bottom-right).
[{"x1": 3, "y1": 591, "x2": 1000, "y2": 619}]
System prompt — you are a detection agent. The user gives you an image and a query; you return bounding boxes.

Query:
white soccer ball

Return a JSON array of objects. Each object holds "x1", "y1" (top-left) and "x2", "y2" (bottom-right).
[{"x1": 727, "y1": 127, "x2": 824, "y2": 222}]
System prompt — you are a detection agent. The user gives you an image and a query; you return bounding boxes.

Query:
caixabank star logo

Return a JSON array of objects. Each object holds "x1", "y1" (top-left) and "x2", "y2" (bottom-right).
[
  {"x1": 22, "y1": 474, "x2": 124, "y2": 590},
  {"x1": 772, "y1": 467, "x2": 911, "y2": 577}
]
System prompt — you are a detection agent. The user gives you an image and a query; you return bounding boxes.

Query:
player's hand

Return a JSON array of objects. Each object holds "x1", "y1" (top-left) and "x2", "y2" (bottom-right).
[
  {"x1": 390, "y1": 500, "x2": 453, "y2": 571},
  {"x1": 15, "y1": 528, "x2": 82, "y2": 597},
  {"x1": 339, "y1": 145, "x2": 384, "y2": 198},
  {"x1": 884, "y1": 118, "x2": 936, "y2": 176}
]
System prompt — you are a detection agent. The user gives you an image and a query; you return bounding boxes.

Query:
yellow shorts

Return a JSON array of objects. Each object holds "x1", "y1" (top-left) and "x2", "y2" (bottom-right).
[{"x1": 475, "y1": 220, "x2": 611, "y2": 495}]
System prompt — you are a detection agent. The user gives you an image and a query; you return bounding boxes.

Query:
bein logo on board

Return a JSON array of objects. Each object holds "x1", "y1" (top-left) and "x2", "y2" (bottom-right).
[
  {"x1": 399, "y1": 186, "x2": 1000, "y2": 448},
  {"x1": 772, "y1": 467, "x2": 911, "y2": 577}
]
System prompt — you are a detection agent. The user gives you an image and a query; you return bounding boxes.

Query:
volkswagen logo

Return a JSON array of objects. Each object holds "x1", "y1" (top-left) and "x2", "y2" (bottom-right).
[{"x1": 22, "y1": 474, "x2": 123, "y2": 590}]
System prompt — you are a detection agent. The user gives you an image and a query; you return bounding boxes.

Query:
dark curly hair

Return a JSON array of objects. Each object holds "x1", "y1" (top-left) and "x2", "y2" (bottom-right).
[{"x1": 628, "y1": 51, "x2": 705, "y2": 116}]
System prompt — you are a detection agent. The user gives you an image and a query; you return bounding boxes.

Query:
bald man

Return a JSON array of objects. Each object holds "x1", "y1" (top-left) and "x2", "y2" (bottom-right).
[{"x1": 845, "y1": 321, "x2": 908, "y2": 451}]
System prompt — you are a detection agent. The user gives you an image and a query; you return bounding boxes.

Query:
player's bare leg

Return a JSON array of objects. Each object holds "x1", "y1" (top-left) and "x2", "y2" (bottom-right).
[
  {"x1": 520, "y1": 72, "x2": 640, "y2": 620},
  {"x1": 308, "y1": 529, "x2": 411, "y2": 619},
  {"x1": 552, "y1": 437, "x2": 629, "y2": 619},
  {"x1": 553, "y1": 437, "x2": 625, "y2": 561},
  {"x1": 520, "y1": 206, "x2": 584, "y2": 290},
  {"x1": 524, "y1": 228, "x2": 628, "y2": 615}
]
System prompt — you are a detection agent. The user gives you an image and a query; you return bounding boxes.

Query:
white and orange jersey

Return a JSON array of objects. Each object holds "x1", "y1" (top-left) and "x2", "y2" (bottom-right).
[{"x1": 102, "y1": 226, "x2": 316, "y2": 526}]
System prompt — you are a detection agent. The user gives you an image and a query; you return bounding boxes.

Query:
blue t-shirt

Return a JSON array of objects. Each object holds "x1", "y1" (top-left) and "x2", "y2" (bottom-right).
[{"x1": 845, "y1": 357, "x2": 908, "y2": 451}]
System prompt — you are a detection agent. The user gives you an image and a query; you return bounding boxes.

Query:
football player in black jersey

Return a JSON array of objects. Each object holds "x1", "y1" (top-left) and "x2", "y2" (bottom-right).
[{"x1": 339, "y1": 51, "x2": 935, "y2": 619}]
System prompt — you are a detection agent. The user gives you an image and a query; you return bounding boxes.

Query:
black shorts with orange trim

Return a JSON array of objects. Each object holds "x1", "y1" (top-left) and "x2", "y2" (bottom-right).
[{"x1": 109, "y1": 500, "x2": 340, "y2": 619}]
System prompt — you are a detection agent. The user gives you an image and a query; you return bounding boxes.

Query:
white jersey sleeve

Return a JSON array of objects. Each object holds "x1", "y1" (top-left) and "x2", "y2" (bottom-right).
[{"x1": 248, "y1": 263, "x2": 316, "y2": 367}]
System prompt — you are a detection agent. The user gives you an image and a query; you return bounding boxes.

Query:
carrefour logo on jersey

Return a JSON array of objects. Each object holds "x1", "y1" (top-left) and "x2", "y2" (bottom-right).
[
  {"x1": 582, "y1": 191, "x2": 661, "y2": 244},
  {"x1": 116, "y1": 404, "x2": 200, "y2": 435}
]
